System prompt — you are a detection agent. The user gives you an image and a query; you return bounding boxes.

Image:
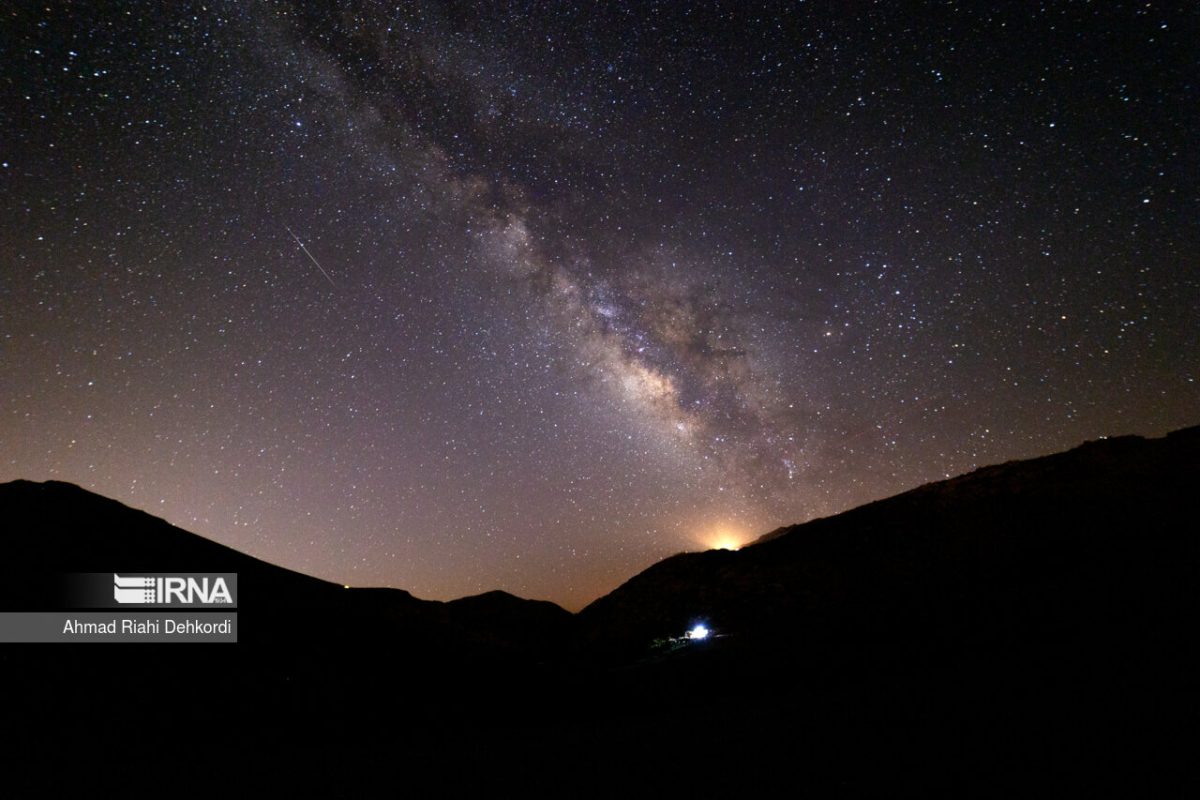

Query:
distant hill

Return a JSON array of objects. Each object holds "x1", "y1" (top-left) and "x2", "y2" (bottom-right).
[
  {"x1": 1, "y1": 426, "x2": 1195, "y2": 793},
  {"x1": 576, "y1": 426, "x2": 1199, "y2": 658},
  {"x1": 0, "y1": 478, "x2": 572, "y2": 657}
]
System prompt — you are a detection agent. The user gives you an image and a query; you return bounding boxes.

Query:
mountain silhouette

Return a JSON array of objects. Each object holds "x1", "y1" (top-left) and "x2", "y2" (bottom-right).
[
  {"x1": 576, "y1": 426, "x2": 1199, "y2": 658},
  {"x1": 0, "y1": 478, "x2": 571, "y2": 654},
  {"x1": 1, "y1": 426, "x2": 1195, "y2": 793}
]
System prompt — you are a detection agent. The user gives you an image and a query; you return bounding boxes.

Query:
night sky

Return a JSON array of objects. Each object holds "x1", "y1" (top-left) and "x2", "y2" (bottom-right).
[{"x1": 2, "y1": 2, "x2": 1196, "y2": 609}]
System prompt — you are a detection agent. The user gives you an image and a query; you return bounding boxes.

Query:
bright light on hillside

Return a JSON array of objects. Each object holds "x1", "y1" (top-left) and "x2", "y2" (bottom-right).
[
  {"x1": 709, "y1": 535, "x2": 742, "y2": 551},
  {"x1": 690, "y1": 522, "x2": 750, "y2": 553},
  {"x1": 686, "y1": 624, "x2": 710, "y2": 640}
]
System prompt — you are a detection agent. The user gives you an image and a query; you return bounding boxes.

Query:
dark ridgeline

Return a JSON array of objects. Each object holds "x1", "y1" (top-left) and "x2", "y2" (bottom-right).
[{"x1": 1, "y1": 426, "x2": 1195, "y2": 794}]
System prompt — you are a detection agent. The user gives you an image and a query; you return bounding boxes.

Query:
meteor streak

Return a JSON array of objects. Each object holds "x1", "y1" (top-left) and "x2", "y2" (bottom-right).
[{"x1": 285, "y1": 225, "x2": 336, "y2": 287}]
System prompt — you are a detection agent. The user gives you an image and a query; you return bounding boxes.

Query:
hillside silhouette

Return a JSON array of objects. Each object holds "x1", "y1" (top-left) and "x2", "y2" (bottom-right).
[{"x1": 1, "y1": 426, "x2": 1195, "y2": 793}]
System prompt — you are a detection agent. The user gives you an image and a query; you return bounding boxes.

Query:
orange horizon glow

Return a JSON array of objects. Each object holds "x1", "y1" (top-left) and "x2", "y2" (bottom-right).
[{"x1": 699, "y1": 527, "x2": 749, "y2": 552}]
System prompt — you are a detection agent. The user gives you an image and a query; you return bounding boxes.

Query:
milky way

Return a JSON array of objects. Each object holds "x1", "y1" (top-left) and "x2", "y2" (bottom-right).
[{"x1": 2, "y1": 2, "x2": 1196, "y2": 608}]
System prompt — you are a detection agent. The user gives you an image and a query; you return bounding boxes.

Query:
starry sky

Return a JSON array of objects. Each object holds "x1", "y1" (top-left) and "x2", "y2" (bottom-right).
[{"x1": 2, "y1": 1, "x2": 1196, "y2": 609}]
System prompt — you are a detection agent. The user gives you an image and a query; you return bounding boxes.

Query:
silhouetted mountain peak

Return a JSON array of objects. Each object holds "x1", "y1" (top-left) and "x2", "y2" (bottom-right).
[
  {"x1": 2, "y1": 427, "x2": 1195, "y2": 793},
  {"x1": 0, "y1": 478, "x2": 571, "y2": 656},
  {"x1": 578, "y1": 425, "x2": 1199, "y2": 656}
]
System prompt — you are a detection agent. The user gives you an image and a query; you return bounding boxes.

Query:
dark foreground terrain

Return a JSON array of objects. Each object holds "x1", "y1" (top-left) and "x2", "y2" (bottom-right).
[{"x1": 1, "y1": 427, "x2": 1196, "y2": 794}]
